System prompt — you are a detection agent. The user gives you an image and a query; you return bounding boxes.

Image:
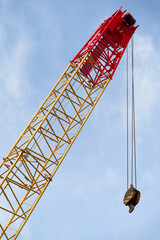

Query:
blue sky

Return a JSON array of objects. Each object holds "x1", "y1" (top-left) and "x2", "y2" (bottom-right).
[{"x1": 0, "y1": 0, "x2": 160, "y2": 239}]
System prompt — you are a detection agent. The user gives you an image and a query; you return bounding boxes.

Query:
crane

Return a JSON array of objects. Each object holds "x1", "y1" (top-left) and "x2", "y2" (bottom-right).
[{"x1": 0, "y1": 7, "x2": 138, "y2": 239}]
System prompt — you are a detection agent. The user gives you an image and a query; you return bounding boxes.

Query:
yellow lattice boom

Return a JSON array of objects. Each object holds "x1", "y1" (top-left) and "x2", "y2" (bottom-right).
[{"x1": 0, "y1": 52, "x2": 111, "y2": 239}]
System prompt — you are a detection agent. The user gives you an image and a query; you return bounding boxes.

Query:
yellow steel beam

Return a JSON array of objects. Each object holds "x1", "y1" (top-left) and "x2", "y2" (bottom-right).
[{"x1": 0, "y1": 52, "x2": 111, "y2": 239}]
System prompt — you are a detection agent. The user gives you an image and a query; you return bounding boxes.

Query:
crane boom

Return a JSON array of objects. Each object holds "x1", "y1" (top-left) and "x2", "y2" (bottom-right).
[{"x1": 0, "y1": 7, "x2": 138, "y2": 239}]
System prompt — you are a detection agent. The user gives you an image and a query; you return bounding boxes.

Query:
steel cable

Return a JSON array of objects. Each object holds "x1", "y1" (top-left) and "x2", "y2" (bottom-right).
[{"x1": 126, "y1": 46, "x2": 129, "y2": 190}]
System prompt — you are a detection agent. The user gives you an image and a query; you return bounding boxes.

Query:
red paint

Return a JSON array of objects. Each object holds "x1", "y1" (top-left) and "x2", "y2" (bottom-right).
[{"x1": 72, "y1": 7, "x2": 138, "y2": 85}]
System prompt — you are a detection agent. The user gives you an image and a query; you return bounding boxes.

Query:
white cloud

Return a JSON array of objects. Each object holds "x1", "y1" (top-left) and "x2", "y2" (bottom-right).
[
  {"x1": 134, "y1": 34, "x2": 160, "y2": 129},
  {"x1": 0, "y1": 1, "x2": 33, "y2": 105},
  {"x1": 0, "y1": 35, "x2": 32, "y2": 101}
]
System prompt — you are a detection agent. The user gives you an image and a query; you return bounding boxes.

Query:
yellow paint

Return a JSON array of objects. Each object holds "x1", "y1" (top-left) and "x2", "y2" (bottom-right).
[{"x1": 0, "y1": 53, "x2": 111, "y2": 239}]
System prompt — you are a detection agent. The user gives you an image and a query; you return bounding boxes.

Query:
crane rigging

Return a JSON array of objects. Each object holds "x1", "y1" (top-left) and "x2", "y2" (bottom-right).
[
  {"x1": 123, "y1": 37, "x2": 140, "y2": 213},
  {"x1": 0, "y1": 7, "x2": 138, "y2": 239}
]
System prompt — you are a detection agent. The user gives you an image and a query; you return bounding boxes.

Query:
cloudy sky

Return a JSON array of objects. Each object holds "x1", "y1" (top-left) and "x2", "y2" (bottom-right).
[{"x1": 0, "y1": 0, "x2": 160, "y2": 239}]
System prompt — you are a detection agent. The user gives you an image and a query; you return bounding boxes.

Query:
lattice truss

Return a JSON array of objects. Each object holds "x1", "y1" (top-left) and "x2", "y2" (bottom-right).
[{"x1": 0, "y1": 52, "x2": 111, "y2": 239}]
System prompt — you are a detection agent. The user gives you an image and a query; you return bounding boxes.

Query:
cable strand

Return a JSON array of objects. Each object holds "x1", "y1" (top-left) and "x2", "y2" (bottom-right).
[
  {"x1": 126, "y1": 46, "x2": 129, "y2": 189},
  {"x1": 131, "y1": 36, "x2": 137, "y2": 188}
]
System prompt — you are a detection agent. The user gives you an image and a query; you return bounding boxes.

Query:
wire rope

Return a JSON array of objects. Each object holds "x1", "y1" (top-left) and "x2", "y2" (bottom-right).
[
  {"x1": 126, "y1": 35, "x2": 137, "y2": 189},
  {"x1": 131, "y1": 36, "x2": 137, "y2": 188},
  {"x1": 126, "y1": 46, "x2": 129, "y2": 190}
]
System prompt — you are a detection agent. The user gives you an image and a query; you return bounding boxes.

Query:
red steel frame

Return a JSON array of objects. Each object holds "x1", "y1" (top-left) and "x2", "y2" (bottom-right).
[{"x1": 72, "y1": 7, "x2": 138, "y2": 86}]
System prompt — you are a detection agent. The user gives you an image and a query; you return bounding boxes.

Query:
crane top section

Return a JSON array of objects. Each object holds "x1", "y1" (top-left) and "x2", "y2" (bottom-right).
[{"x1": 72, "y1": 7, "x2": 138, "y2": 85}]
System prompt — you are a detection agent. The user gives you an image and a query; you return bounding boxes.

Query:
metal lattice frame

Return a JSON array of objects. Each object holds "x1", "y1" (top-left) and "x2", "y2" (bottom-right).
[
  {"x1": 0, "y1": 6, "x2": 138, "y2": 239},
  {"x1": 0, "y1": 52, "x2": 111, "y2": 239}
]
